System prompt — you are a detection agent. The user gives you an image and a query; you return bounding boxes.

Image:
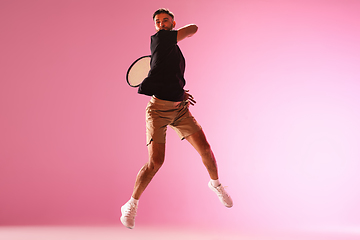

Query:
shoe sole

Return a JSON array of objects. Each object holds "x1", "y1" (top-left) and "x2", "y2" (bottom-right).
[{"x1": 120, "y1": 216, "x2": 134, "y2": 229}]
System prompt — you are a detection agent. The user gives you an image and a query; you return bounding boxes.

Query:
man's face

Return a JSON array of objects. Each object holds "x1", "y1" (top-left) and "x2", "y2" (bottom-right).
[{"x1": 154, "y1": 13, "x2": 176, "y2": 31}]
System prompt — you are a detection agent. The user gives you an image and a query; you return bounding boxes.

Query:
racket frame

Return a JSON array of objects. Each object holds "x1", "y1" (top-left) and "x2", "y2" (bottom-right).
[{"x1": 126, "y1": 55, "x2": 151, "y2": 87}]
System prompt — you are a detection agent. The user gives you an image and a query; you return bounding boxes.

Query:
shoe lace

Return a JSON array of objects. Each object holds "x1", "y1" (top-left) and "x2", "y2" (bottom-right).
[
  {"x1": 124, "y1": 203, "x2": 137, "y2": 218},
  {"x1": 216, "y1": 185, "x2": 230, "y2": 198}
]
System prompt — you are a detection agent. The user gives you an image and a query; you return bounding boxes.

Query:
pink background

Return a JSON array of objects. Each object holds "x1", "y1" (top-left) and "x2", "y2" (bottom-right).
[{"x1": 1, "y1": 0, "x2": 360, "y2": 235}]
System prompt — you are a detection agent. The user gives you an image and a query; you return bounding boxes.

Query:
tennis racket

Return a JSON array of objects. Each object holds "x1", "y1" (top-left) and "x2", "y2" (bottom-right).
[{"x1": 126, "y1": 55, "x2": 151, "y2": 87}]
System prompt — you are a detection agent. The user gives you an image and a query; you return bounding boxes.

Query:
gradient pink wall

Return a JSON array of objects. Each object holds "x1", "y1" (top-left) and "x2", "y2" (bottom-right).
[{"x1": 1, "y1": 0, "x2": 360, "y2": 234}]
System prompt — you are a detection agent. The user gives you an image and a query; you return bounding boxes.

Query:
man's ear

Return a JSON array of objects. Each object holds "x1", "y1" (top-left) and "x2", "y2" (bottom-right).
[{"x1": 172, "y1": 20, "x2": 176, "y2": 29}]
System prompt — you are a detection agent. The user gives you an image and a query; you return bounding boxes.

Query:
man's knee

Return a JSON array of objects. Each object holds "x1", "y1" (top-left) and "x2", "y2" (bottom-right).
[
  {"x1": 149, "y1": 157, "x2": 165, "y2": 170},
  {"x1": 148, "y1": 141, "x2": 165, "y2": 166},
  {"x1": 146, "y1": 158, "x2": 164, "y2": 176}
]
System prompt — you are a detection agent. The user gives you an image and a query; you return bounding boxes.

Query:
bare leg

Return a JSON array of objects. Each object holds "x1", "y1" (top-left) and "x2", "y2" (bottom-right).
[
  {"x1": 131, "y1": 141, "x2": 165, "y2": 200},
  {"x1": 186, "y1": 129, "x2": 218, "y2": 180}
]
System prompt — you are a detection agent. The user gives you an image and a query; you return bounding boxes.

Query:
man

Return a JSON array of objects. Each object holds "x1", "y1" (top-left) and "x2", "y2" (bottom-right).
[{"x1": 120, "y1": 8, "x2": 233, "y2": 229}]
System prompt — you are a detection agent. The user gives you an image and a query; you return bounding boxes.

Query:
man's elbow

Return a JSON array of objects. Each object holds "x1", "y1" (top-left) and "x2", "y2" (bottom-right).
[
  {"x1": 189, "y1": 24, "x2": 198, "y2": 36},
  {"x1": 191, "y1": 24, "x2": 198, "y2": 34},
  {"x1": 177, "y1": 24, "x2": 198, "y2": 41}
]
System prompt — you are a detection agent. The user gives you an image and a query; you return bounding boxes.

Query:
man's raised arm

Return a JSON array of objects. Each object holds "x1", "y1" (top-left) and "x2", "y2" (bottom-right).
[{"x1": 177, "y1": 24, "x2": 198, "y2": 42}]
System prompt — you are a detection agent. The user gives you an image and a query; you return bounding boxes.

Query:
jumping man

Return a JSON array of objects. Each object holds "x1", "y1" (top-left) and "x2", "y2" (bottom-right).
[{"x1": 120, "y1": 8, "x2": 233, "y2": 229}]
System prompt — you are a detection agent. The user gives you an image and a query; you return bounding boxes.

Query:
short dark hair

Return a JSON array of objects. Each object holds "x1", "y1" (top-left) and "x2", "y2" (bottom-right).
[{"x1": 153, "y1": 8, "x2": 175, "y2": 20}]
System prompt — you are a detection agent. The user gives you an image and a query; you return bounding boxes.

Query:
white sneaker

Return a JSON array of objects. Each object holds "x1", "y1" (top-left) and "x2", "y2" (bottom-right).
[
  {"x1": 120, "y1": 201, "x2": 138, "y2": 229},
  {"x1": 208, "y1": 181, "x2": 233, "y2": 208}
]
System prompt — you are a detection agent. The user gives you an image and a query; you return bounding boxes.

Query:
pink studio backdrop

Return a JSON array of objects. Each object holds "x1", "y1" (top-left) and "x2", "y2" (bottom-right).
[{"x1": 1, "y1": 0, "x2": 360, "y2": 234}]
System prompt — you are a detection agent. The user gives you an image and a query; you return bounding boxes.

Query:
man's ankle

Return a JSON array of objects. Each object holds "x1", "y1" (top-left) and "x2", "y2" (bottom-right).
[
  {"x1": 210, "y1": 179, "x2": 220, "y2": 188},
  {"x1": 129, "y1": 197, "x2": 139, "y2": 205}
]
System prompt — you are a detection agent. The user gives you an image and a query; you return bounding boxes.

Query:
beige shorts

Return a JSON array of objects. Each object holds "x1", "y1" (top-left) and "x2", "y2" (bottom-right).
[{"x1": 145, "y1": 96, "x2": 202, "y2": 145}]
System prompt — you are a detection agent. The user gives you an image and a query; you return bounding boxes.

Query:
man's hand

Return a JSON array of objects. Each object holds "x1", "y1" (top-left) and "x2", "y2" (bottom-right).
[{"x1": 184, "y1": 90, "x2": 196, "y2": 106}]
